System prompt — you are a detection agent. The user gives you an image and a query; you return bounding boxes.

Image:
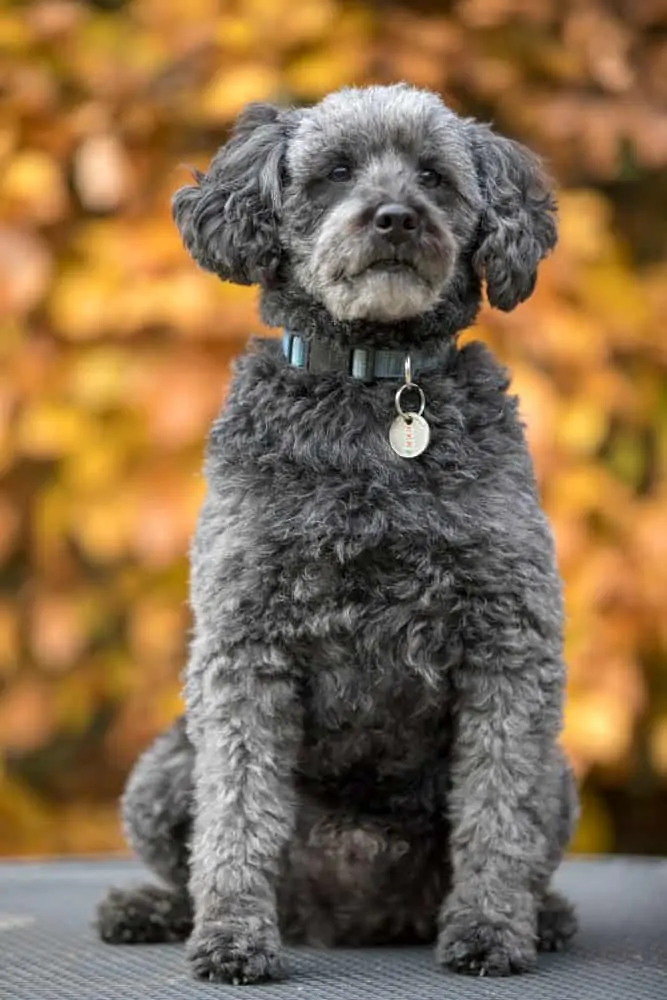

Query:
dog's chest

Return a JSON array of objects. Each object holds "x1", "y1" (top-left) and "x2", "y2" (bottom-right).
[
  {"x1": 279, "y1": 500, "x2": 460, "y2": 781},
  {"x1": 291, "y1": 560, "x2": 455, "y2": 808}
]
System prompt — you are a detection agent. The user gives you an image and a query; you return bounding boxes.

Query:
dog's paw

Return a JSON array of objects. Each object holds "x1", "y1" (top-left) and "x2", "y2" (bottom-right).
[
  {"x1": 436, "y1": 897, "x2": 537, "y2": 977},
  {"x1": 96, "y1": 885, "x2": 192, "y2": 944},
  {"x1": 537, "y1": 890, "x2": 577, "y2": 952},
  {"x1": 187, "y1": 915, "x2": 287, "y2": 984}
]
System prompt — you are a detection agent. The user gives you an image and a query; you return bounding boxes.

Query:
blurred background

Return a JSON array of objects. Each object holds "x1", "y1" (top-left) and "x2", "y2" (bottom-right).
[{"x1": 1, "y1": 0, "x2": 666, "y2": 859}]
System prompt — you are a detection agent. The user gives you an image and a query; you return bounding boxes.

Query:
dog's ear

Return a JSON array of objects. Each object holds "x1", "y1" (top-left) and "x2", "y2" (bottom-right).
[
  {"x1": 172, "y1": 103, "x2": 289, "y2": 286},
  {"x1": 467, "y1": 123, "x2": 557, "y2": 311}
]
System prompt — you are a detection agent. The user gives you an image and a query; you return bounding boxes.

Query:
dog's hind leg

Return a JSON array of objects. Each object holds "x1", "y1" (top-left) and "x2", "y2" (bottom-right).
[
  {"x1": 97, "y1": 882, "x2": 192, "y2": 944},
  {"x1": 536, "y1": 749, "x2": 579, "y2": 952},
  {"x1": 96, "y1": 716, "x2": 194, "y2": 943}
]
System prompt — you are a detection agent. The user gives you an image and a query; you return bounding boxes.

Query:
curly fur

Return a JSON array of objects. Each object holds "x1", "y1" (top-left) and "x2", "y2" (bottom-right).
[{"x1": 97, "y1": 83, "x2": 577, "y2": 983}]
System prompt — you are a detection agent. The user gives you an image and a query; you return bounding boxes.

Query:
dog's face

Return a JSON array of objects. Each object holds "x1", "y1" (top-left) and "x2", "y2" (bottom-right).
[
  {"x1": 173, "y1": 84, "x2": 557, "y2": 323},
  {"x1": 282, "y1": 87, "x2": 479, "y2": 322}
]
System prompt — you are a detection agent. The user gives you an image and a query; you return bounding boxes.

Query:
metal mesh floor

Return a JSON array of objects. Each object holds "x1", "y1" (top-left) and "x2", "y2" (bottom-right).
[{"x1": 1, "y1": 858, "x2": 666, "y2": 999}]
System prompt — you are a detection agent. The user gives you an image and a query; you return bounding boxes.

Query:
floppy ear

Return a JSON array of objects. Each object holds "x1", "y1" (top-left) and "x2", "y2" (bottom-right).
[
  {"x1": 468, "y1": 123, "x2": 557, "y2": 311},
  {"x1": 172, "y1": 103, "x2": 289, "y2": 286}
]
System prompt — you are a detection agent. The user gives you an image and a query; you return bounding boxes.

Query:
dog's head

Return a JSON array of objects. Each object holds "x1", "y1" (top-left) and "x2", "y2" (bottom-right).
[{"x1": 173, "y1": 84, "x2": 556, "y2": 324}]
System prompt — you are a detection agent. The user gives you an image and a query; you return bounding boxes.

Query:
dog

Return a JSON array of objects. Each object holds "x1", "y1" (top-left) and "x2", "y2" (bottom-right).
[{"x1": 96, "y1": 83, "x2": 579, "y2": 982}]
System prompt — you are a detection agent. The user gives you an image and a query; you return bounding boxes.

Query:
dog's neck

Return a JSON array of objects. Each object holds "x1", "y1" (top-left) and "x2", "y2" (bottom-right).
[{"x1": 259, "y1": 270, "x2": 482, "y2": 352}]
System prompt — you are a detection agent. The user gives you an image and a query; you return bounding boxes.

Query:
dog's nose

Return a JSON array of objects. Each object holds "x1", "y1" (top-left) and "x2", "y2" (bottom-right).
[{"x1": 373, "y1": 203, "x2": 419, "y2": 244}]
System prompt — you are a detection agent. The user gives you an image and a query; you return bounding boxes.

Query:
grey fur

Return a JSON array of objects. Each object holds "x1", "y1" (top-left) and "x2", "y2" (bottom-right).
[{"x1": 96, "y1": 83, "x2": 577, "y2": 982}]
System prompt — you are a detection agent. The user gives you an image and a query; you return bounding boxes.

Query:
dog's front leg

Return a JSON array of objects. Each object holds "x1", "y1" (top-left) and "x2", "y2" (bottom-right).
[
  {"x1": 436, "y1": 598, "x2": 564, "y2": 977},
  {"x1": 185, "y1": 642, "x2": 301, "y2": 983}
]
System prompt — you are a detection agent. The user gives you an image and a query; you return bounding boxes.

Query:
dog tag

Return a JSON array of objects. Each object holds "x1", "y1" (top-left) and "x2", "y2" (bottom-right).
[{"x1": 389, "y1": 413, "x2": 430, "y2": 458}]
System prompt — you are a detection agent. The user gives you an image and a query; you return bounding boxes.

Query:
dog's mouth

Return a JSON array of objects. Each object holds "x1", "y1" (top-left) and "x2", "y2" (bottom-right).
[
  {"x1": 359, "y1": 258, "x2": 419, "y2": 275},
  {"x1": 369, "y1": 259, "x2": 415, "y2": 272}
]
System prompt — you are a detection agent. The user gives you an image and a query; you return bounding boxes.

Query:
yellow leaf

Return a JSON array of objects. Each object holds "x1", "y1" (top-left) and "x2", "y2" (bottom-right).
[
  {"x1": 584, "y1": 259, "x2": 651, "y2": 340},
  {"x1": 199, "y1": 65, "x2": 280, "y2": 122},
  {"x1": 16, "y1": 401, "x2": 93, "y2": 458},
  {"x1": 154, "y1": 686, "x2": 185, "y2": 730},
  {"x1": 128, "y1": 596, "x2": 187, "y2": 664},
  {"x1": 285, "y1": 47, "x2": 366, "y2": 99},
  {"x1": 564, "y1": 692, "x2": 633, "y2": 767},
  {"x1": 274, "y1": 0, "x2": 337, "y2": 46},
  {"x1": 558, "y1": 191, "x2": 612, "y2": 261},
  {"x1": 70, "y1": 491, "x2": 137, "y2": 563},
  {"x1": 0, "y1": 13, "x2": 31, "y2": 51},
  {"x1": 67, "y1": 347, "x2": 128, "y2": 408},
  {"x1": 556, "y1": 401, "x2": 608, "y2": 456},
  {"x1": 214, "y1": 16, "x2": 255, "y2": 53},
  {"x1": 49, "y1": 266, "x2": 120, "y2": 340},
  {"x1": 61, "y1": 444, "x2": 125, "y2": 493},
  {"x1": 2, "y1": 150, "x2": 68, "y2": 224}
]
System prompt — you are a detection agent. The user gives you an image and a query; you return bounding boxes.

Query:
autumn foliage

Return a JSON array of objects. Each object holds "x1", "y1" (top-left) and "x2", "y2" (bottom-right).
[{"x1": 1, "y1": 0, "x2": 666, "y2": 857}]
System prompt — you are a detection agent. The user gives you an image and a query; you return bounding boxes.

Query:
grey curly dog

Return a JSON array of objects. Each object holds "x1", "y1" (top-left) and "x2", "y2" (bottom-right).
[{"x1": 96, "y1": 83, "x2": 579, "y2": 982}]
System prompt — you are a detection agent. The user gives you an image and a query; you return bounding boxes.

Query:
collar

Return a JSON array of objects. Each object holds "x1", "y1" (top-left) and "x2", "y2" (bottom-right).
[{"x1": 281, "y1": 330, "x2": 445, "y2": 383}]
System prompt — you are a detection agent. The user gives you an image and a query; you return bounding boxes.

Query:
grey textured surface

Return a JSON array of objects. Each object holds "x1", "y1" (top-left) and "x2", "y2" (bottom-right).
[{"x1": 0, "y1": 858, "x2": 666, "y2": 999}]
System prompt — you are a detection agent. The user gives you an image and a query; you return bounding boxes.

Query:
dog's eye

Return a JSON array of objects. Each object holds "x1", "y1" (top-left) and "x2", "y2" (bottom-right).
[
  {"x1": 329, "y1": 164, "x2": 353, "y2": 182},
  {"x1": 417, "y1": 168, "x2": 442, "y2": 189}
]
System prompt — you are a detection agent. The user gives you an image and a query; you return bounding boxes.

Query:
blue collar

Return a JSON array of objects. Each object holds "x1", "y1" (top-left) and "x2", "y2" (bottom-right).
[{"x1": 281, "y1": 330, "x2": 444, "y2": 383}]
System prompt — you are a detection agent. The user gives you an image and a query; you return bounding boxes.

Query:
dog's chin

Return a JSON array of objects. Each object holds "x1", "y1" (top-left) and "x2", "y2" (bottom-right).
[{"x1": 322, "y1": 267, "x2": 441, "y2": 323}]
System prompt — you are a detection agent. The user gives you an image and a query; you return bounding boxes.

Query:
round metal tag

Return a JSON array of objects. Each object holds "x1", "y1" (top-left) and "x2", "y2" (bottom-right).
[{"x1": 389, "y1": 413, "x2": 430, "y2": 459}]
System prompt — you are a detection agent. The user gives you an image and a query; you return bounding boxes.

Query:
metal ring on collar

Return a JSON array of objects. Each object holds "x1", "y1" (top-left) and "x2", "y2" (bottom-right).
[{"x1": 395, "y1": 382, "x2": 426, "y2": 420}]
